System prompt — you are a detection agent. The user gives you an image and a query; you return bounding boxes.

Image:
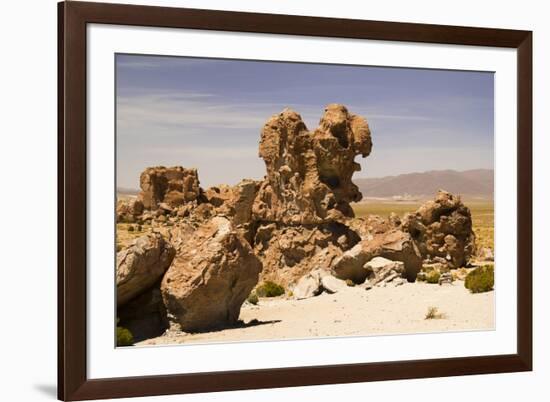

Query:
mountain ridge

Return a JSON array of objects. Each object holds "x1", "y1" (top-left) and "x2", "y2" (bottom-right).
[{"x1": 354, "y1": 168, "x2": 494, "y2": 199}]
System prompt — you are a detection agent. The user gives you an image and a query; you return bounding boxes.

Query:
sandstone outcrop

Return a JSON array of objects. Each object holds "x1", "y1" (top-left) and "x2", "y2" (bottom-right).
[
  {"x1": 160, "y1": 217, "x2": 262, "y2": 332},
  {"x1": 116, "y1": 233, "x2": 176, "y2": 306},
  {"x1": 254, "y1": 222, "x2": 360, "y2": 286},
  {"x1": 331, "y1": 229, "x2": 422, "y2": 283},
  {"x1": 252, "y1": 104, "x2": 372, "y2": 225},
  {"x1": 139, "y1": 166, "x2": 202, "y2": 210},
  {"x1": 401, "y1": 190, "x2": 475, "y2": 268}
]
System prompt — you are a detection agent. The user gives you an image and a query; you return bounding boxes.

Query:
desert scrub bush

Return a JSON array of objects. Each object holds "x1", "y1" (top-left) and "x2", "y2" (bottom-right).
[
  {"x1": 247, "y1": 292, "x2": 259, "y2": 305},
  {"x1": 425, "y1": 271, "x2": 441, "y2": 284},
  {"x1": 345, "y1": 279, "x2": 355, "y2": 287},
  {"x1": 255, "y1": 281, "x2": 285, "y2": 297},
  {"x1": 464, "y1": 265, "x2": 494, "y2": 293},
  {"x1": 116, "y1": 325, "x2": 134, "y2": 346},
  {"x1": 425, "y1": 306, "x2": 445, "y2": 320}
]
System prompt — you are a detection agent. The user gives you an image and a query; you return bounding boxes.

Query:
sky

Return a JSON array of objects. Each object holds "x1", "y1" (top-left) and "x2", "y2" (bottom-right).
[{"x1": 116, "y1": 54, "x2": 494, "y2": 189}]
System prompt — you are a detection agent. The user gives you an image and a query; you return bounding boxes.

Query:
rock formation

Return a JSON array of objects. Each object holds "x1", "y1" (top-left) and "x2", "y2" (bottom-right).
[
  {"x1": 116, "y1": 198, "x2": 144, "y2": 223},
  {"x1": 401, "y1": 190, "x2": 475, "y2": 268},
  {"x1": 160, "y1": 217, "x2": 262, "y2": 332},
  {"x1": 115, "y1": 105, "x2": 481, "y2": 338},
  {"x1": 116, "y1": 233, "x2": 176, "y2": 306},
  {"x1": 331, "y1": 229, "x2": 422, "y2": 283},
  {"x1": 252, "y1": 104, "x2": 372, "y2": 225},
  {"x1": 139, "y1": 166, "x2": 202, "y2": 210}
]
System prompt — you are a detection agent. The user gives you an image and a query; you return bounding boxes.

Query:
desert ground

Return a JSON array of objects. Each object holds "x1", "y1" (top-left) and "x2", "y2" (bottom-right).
[{"x1": 137, "y1": 282, "x2": 493, "y2": 346}]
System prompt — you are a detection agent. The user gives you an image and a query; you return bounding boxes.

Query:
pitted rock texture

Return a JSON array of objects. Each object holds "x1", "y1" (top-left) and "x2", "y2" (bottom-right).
[
  {"x1": 331, "y1": 229, "x2": 422, "y2": 283},
  {"x1": 160, "y1": 217, "x2": 262, "y2": 332},
  {"x1": 401, "y1": 190, "x2": 476, "y2": 268},
  {"x1": 254, "y1": 222, "x2": 360, "y2": 287},
  {"x1": 139, "y1": 166, "x2": 202, "y2": 210},
  {"x1": 252, "y1": 104, "x2": 372, "y2": 225},
  {"x1": 116, "y1": 233, "x2": 176, "y2": 306}
]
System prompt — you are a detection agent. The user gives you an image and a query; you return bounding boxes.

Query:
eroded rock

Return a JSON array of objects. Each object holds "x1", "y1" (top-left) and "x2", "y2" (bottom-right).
[
  {"x1": 252, "y1": 104, "x2": 372, "y2": 225},
  {"x1": 116, "y1": 233, "x2": 176, "y2": 306},
  {"x1": 331, "y1": 229, "x2": 422, "y2": 283},
  {"x1": 401, "y1": 190, "x2": 476, "y2": 268},
  {"x1": 160, "y1": 217, "x2": 262, "y2": 332},
  {"x1": 139, "y1": 166, "x2": 202, "y2": 210}
]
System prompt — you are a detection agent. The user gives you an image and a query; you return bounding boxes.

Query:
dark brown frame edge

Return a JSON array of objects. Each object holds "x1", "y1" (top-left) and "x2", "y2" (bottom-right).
[{"x1": 58, "y1": 1, "x2": 532, "y2": 400}]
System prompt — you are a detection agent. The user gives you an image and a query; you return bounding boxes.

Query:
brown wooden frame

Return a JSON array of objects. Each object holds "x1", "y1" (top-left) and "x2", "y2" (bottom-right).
[{"x1": 58, "y1": 1, "x2": 532, "y2": 400}]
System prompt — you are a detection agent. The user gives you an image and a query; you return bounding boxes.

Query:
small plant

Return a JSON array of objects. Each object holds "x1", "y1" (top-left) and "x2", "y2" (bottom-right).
[
  {"x1": 425, "y1": 271, "x2": 441, "y2": 284},
  {"x1": 255, "y1": 281, "x2": 285, "y2": 298},
  {"x1": 425, "y1": 306, "x2": 445, "y2": 320},
  {"x1": 247, "y1": 292, "x2": 259, "y2": 305},
  {"x1": 116, "y1": 325, "x2": 134, "y2": 346},
  {"x1": 345, "y1": 279, "x2": 355, "y2": 287},
  {"x1": 465, "y1": 265, "x2": 494, "y2": 293}
]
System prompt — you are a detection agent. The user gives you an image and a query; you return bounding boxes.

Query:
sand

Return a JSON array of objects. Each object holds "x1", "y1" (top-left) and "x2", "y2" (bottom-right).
[{"x1": 136, "y1": 282, "x2": 494, "y2": 346}]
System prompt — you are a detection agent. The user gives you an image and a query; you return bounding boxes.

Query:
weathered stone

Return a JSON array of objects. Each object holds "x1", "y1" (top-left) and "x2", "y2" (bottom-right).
[
  {"x1": 161, "y1": 217, "x2": 262, "y2": 332},
  {"x1": 331, "y1": 229, "x2": 422, "y2": 283},
  {"x1": 293, "y1": 269, "x2": 325, "y2": 299},
  {"x1": 116, "y1": 198, "x2": 144, "y2": 222},
  {"x1": 139, "y1": 166, "x2": 202, "y2": 210},
  {"x1": 252, "y1": 104, "x2": 372, "y2": 225},
  {"x1": 116, "y1": 233, "x2": 176, "y2": 306},
  {"x1": 320, "y1": 275, "x2": 348, "y2": 293},
  {"x1": 401, "y1": 190, "x2": 476, "y2": 268},
  {"x1": 255, "y1": 222, "x2": 359, "y2": 286},
  {"x1": 364, "y1": 256, "x2": 405, "y2": 286},
  {"x1": 204, "y1": 179, "x2": 260, "y2": 225}
]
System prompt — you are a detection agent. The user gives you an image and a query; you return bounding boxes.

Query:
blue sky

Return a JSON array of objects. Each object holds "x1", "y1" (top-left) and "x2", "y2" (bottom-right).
[{"x1": 116, "y1": 54, "x2": 494, "y2": 189}]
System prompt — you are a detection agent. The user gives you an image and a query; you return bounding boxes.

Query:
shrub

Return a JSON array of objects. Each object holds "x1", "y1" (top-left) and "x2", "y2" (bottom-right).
[
  {"x1": 465, "y1": 265, "x2": 494, "y2": 293},
  {"x1": 345, "y1": 279, "x2": 355, "y2": 287},
  {"x1": 247, "y1": 292, "x2": 259, "y2": 305},
  {"x1": 255, "y1": 281, "x2": 285, "y2": 298},
  {"x1": 116, "y1": 326, "x2": 134, "y2": 346},
  {"x1": 425, "y1": 306, "x2": 445, "y2": 320},
  {"x1": 425, "y1": 271, "x2": 441, "y2": 284}
]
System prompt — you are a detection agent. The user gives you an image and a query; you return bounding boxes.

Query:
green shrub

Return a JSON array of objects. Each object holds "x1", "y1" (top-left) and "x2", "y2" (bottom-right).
[
  {"x1": 247, "y1": 292, "x2": 259, "y2": 305},
  {"x1": 425, "y1": 271, "x2": 441, "y2": 284},
  {"x1": 465, "y1": 265, "x2": 494, "y2": 293},
  {"x1": 255, "y1": 281, "x2": 285, "y2": 298},
  {"x1": 116, "y1": 326, "x2": 134, "y2": 346}
]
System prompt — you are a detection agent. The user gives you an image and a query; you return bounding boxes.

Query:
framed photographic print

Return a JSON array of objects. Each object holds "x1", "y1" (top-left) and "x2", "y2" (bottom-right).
[{"x1": 58, "y1": 1, "x2": 532, "y2": 400}]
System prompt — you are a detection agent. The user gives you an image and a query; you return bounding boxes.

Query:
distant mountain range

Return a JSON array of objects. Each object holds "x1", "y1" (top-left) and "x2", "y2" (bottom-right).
[{"x1": 354, "y1": 169, "x2": 494, "y2": 199}]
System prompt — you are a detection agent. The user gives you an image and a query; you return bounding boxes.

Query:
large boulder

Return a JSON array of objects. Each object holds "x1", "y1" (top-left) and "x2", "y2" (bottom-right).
[
  {"x1": 116, "y1": 233, "x2": 176, "y2": 306},
  {"x1": 138, "y1": 166, "x2": 202, "y2": 210},
  {"x1": 204, "y1": 179, "x2": 260, "y2": 225},
  {"x1": 331, "y1": 229, "x2": 422, "y2": 283},
  {"x1": 252, "y1": 104, "x2": 372, "y2": 225},
  {"x1": 401, "y1": 190, "x2": 476, "y2": 268},
  {"x1": 363, "y1": 256, "x2": 405, "y2": 286},
  {"x1": 160, "y1": 217, "x2": 262, "y2": 332}
]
